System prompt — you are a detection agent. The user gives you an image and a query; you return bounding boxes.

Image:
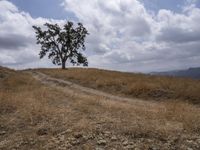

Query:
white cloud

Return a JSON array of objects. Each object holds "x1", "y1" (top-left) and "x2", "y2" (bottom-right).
[
  {"x1": 0, "y1": 0, "x2": 18, "y2": 12},
  {"x1": 62, "y1": 0, "x2": 200, "y2": 72},
  {"x1": 0, "y1": 0, "x2": 65, "y2": 69},
  {"x1": 0, "y1": 0, "x2": 200, "y2": 72}
]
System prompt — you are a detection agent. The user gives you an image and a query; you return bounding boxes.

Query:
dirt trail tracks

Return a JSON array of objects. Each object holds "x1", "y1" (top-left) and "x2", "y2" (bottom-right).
[{"x1": 30, "y1": 71, "x2": 162, "y2": 109}]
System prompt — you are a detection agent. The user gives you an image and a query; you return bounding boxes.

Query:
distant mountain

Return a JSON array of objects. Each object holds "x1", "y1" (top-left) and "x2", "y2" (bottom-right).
[{"x1": 151, "y1": 67, "x2": 200, "y2": 79}]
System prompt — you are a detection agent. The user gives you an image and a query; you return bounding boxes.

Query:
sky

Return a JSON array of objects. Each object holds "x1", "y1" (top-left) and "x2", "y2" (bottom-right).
[{"x1": 0, "y1": 0, "x2": 200, "y2": 72}]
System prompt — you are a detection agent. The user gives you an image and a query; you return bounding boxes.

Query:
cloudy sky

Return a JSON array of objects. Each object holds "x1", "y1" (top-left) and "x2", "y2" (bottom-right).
[{"x1": 0, "y1": 0, "x2": 200, "y2": 72}]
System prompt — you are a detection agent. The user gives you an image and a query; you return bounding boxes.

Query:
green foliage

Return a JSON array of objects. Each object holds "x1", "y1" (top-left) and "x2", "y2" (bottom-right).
[{"x1": 33, "y1": 21, "x2": 89, "y2": 69}]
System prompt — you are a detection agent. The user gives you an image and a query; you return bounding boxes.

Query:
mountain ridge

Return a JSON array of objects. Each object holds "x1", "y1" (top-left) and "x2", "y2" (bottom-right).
[{"x1": 151, "y1": 67, "x2": 200, "y2": 79}]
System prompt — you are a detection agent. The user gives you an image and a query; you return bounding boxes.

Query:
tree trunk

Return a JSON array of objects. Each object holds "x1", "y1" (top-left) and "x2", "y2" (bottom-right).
[{"x1": 61, "y1": 61, "x2": 66, "y2": 69}]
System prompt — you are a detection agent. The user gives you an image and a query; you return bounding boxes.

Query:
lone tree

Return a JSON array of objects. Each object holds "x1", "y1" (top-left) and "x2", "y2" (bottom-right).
[{"x1": 33, "y1": 21, "x2": 89, "y2": 69}]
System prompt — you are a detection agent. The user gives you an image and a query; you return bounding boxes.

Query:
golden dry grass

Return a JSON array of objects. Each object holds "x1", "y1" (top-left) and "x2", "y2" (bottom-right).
[
  {"x1": 38, "y1": 68, "x2": 200, "y2": 104},
  {"x1": 0, "y1": 68, "x2": 72, "y2": 149},
  {"x1": 1, "y1": 66, "x2": 200, "y2": 149}
]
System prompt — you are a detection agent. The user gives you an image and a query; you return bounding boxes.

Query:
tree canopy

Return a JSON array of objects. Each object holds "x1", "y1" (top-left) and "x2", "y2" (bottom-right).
[{"x1": 33, "y1": 21, "x2": 89, "y2": 69}]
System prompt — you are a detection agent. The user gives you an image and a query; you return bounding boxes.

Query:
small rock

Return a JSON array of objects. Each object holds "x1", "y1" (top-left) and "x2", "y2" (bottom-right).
[
  {"x1": 83, "y1": 135, "x2": 88, "y2": 140},
  {"x1": 0, "y1": 131, "x2": 6, "y2": 135},
  {"x1": 104, "y1": 131, "x2": 111, "y2": 134},
  {"x1": 97, "y1": 139, "x2": 107, "y2": 146},
  {"x1": 74, "y1": 132, "x2": 82, "y2": 139},
  {"x1": 54, "y1": 139, "x2": 61, "y2": 144},
  {"x1": 58, "y1": 135, "x2": 65, "y2": 141},
  {"x1": 36, "y1": 128, "x2": 48, "y2": 136},
  {"x1": 111, "y1": 135, "x2": 117, "y2": 141},
  {"x1": 104, "y1": 131, "x2": 111, "y2": 137},
  {"x1": 66, "y1": 143, "x2": 72, "y2": 148},
  {"x1": 197, "y1": 139, "x2": 200, "y2": 144},
  {"x1": 22, "y1": 141, "x2": 28, "y2": 145},
  {"x1": 149, "y1": 146, "x2": 159, "y2": 150},
  {"x1": 129, "y1": 142, "x2": 134, "y2": 145},
  {"x1": 147, "y1": 139, "x2": 153, "y2": 143},
  {"x1": 71, "y1": 139, "x2": 80, "y2": 145},
  {"x1": 122, "y1": 140, "x2": 129, "y2": 146},
  {"x1": 66, "y1": 129, "x2": 72, "y2": 133},
  {"x1": 126, "y1": 145, "x2": 135, "y2": 150},
  {"x1": 68, "y1": 137, "x2": 75, "y2": 141},
  {"x1": 59, "y1": 129, "x2": 72, "y2": 135},
  {"x1": 88, "y1": 134, "x2": 95, "y2": 139},
  {"x1": 187, "y1": 140, "x2": 194, "y2": 144},
  {"x1": 69, "y1": 137, "x2": 80, "y2": 146},
  {"x1": 30, "y1": 140, "x2": 36, "y2": 145}
]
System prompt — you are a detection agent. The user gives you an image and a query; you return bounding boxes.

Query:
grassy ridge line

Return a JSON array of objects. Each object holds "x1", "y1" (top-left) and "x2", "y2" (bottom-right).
[{"x1": 37, "y1": 68, "x2": 200, "y2": 105}]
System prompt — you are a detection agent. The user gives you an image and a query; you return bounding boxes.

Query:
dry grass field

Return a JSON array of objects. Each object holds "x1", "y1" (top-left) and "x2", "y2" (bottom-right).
[
  {"x1": 1, "y1": 66, "x2": 200, "y2": 149},
  {"x1": 38, "y1": 68, "x2": 200, "y2": 104}
]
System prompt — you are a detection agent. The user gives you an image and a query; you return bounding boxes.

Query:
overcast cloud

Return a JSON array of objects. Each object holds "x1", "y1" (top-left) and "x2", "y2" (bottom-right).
[{"x1": 0, "y1": 0, "x2": 200, "y2": 72}]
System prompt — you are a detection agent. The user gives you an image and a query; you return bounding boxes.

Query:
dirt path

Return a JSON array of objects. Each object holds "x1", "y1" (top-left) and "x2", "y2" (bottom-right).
[{"x1": 30, "y1": 71, "x2": 163, "y2": 108}]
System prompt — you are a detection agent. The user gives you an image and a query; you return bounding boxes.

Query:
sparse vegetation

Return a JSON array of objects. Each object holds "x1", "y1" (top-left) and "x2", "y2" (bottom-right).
[{"x1": 1, "y1": 66, "x2": 200, "y2": 149}]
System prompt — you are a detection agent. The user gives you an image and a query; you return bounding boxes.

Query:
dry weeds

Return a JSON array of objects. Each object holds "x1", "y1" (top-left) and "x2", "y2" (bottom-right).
[
  {"x1": 1, "y1": 67, "x2": 200, "y2": 149},
  {"x1": 37, "y1": 68, "x2": 200, "y2": 104}
]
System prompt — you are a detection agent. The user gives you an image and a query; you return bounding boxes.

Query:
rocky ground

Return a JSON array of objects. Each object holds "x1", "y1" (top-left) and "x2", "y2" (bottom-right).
[{"x1": 1, "y1": 127, "x2": 200, "y2": 150}]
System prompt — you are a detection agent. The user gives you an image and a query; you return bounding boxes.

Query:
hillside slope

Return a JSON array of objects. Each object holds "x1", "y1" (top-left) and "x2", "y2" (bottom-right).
[
  {"x1": 37, "y1": 68, "x2": 200, "y2": 104},
  {"x1": 1, "y1": 66, "x2": 200, "y2": 149}
]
